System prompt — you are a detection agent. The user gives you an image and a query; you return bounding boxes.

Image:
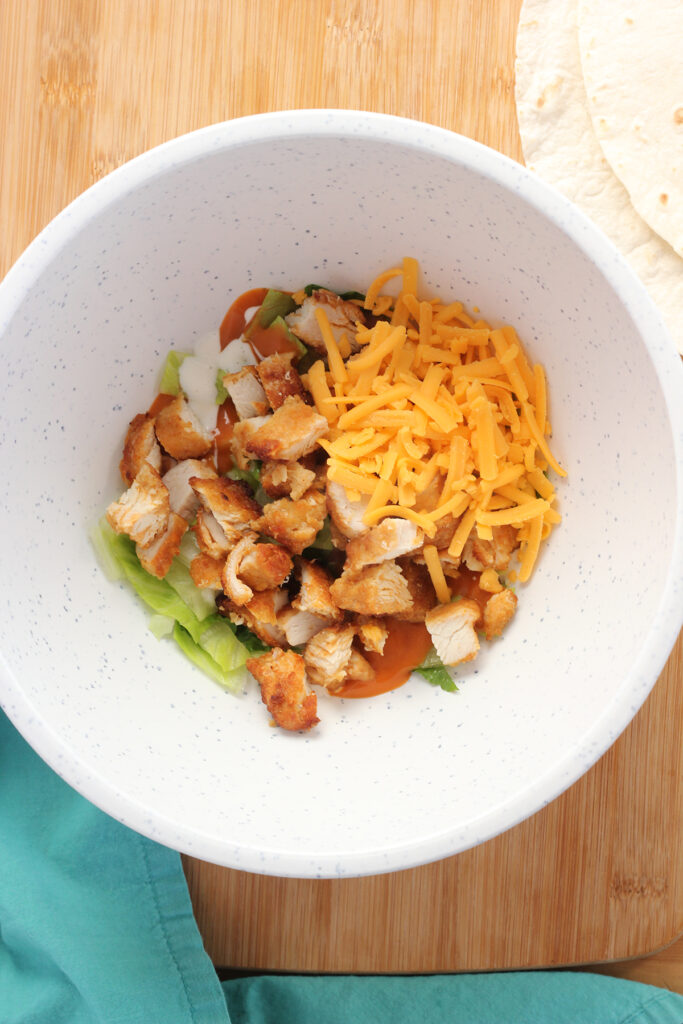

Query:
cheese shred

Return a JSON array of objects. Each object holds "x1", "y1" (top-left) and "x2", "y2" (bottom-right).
[{"x1": 318, "y1": 259, "x2": 565, "y2": 582}]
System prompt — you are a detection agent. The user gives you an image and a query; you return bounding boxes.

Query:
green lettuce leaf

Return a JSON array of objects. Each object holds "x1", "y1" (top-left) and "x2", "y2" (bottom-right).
[
  {"x1": 258, "y1": 289, "x2": 297, "y2": 326},
  {"x1": 215, "y1": 367, "x2": 229, "y2": 405},
  {"x1": 416, "y1": 647, "x2": 458, "y2": 692},
  {"x1": 164, "y1": 559, "x2": 218, "y2": 621},
  {"x1": 92, "y1": 520, "x2": 204, "y2": 642},
  {"x1": 172, "y1": 623, "x2": 247, "y2": 693},
  {"x1": 159, "y1": 350, "x2": 190, "y2": 395}
]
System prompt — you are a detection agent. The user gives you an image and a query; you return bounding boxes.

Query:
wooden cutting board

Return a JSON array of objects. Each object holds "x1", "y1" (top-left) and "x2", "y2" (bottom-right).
[{"x1": 2, "y1": 0, "x2": 682, "y2": 980}]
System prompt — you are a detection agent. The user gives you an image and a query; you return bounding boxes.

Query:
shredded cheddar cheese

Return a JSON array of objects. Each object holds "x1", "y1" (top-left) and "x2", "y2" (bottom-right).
[{"x1": 316, "y1": 259, "x2": 565, "y2": 583}]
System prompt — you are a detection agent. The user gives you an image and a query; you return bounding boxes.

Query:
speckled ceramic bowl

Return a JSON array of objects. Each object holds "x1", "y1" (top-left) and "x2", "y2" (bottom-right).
[{"x1": 1, "y1": 111, "x2": 682, "y2": 878}]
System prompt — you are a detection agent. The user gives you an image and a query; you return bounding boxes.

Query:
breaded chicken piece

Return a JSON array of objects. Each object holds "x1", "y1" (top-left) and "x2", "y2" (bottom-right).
[
  {"x1": 425, "y1": 599, "x2": 481, "y2": 667},
  {"x1": 245, "y1": 396, "x2": 328, "y2": 462},
  {"x1": 135, "y1": 510, "x2": 188, "y2": 579},
  {"x1": 344, "y1": 518, "x2": 423, "y2": 571},
  {"x1": 119, "y1": 413, "x2": 162, "y2": 485},
  {"x1": 255, "y1": 488, "x2": 327, "y2": 555},
  {"x1": 222, "y1": 534, "x2": 260, "y2": 606},
  {"x1": 162, "y1": 458, "x2": 217, "y2": 521},
  {"x1": 285, "y1": 289, "x2": 365, "y2": 352},
  {"x1": 230, "y1": 415, "x2": 271, "y2": 470},
  {"x1": 304, "y1": 624, "x2": 356, "y2": 690},
  {"x1": 219, "y1": 588, "x2": 288, "y2": 647},
  {"x1": 154, "y1": 395, "x2": 214, "y2": 460},
  {"x1": 189, "y1": 552, "x2": 226, "y2": 590},
  {"x1": 292, "y1": 559, "x2": 343, "y2": 623},
  {"x1": 330, "y1": 561, "x2": 412, "y2": 616},
  {"x1": 256, "y1": 352, "x2": 307, "y2": 410},
  {"x1": 222, "y1": 366, "x2": 269, "y2": 420},
  {"x1": 483, "y1": 588, "x2": 518, "y2": 640},
  {"x1": 431, "y1": 514, "x2": 459, "y2": 551},
  {"x1": 463, "y1": 525, "x2": 518, "y2": 572},
  {"x1": 356, "y1": 618, "x2": 388, "y2": 654},
  {"x1": 279, "y1": 607, "x2": 328, "y2": 646},
  {"x1": 393, "y1": 561, "x2": 438, "y2": 623},
  {"x1": 260, "y1": 461, "x2": 317, "y2": 502},
  {"x1": 238, "y1": 542, "x2": 293, "y2": 591},
  {"x1": 193, "y1": 507, "x2": 231, "y2": 557},
  {"x1": 106, "y1": 462, "x2": 170, "y2": 547},
  {"x1": 345, "y1": 649, "x2": 376, "y2": 683},
  {"x1": 246, "y1": 648, "x2": 319, "y2": 732},
  {"x1": 326, "y1": 479, "x2": 370, "y2": 539},
  {"x1": 190, "y1": 476, "x2": 261, "y2": 541}
]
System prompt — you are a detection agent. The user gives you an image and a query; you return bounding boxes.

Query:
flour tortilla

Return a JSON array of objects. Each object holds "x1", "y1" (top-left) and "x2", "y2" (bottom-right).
[
  {"x1": 579, "y1": 0, "x2": 683, "y2": 258},
  {"x1": 515, "y1": 0, "x2": 683, "y2": 354}
]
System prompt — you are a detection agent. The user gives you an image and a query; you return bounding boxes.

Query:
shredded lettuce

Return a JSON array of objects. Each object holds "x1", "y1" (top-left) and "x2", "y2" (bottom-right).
[
  {"x1": 91, "y1": 518, "x2": 250, "y2": 691},
  {"x1": 268, "y1": 316, "x2": 307, "y2": 356},
  {"x1": 164, "y1": 559, "x2": 217, "y2": 621},
  {"x1": 416, "y1": 648, "x2": 458, "y2": 692},
  {"x1": 258, "y1": 289, "x2": 297, "y2": 326},
  {"x1": 148, "y1": 613, "x2": 175, "y2": 639},
  {"x1": 215, "y1": 367, "x2": 229, "y2": 405},
  {"x1": 227, "y1": 462, "x2": 262, "y2": 494},
  {"x1": 93, "y1": 522, "x2": 205, "y2": 642},
  {"x1": 173, "y1": 623, "x2": 247, "y2": 693},
  {"x1": 159, "y1": 350, "x2": 190, "y2": 395}
]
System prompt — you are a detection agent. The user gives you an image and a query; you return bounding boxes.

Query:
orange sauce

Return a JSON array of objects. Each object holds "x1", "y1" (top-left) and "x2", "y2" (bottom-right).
[
  {"x1": 450, "y1": 567, "x2": 491, "y2": 620},
  {"x1": 220, "y1": 288, "x2": 268, "y2": 348},
  {"x1": 335, "y1": 621, "x2": 433, "y2": 699},
  {"x1": 147, "y1": 392, "x2": 175, "y2": 417},
  {"x1": 247, "y1": 321, "x2": 302, "y2": 359},
  {"x1": 214, "y1": 398, "x2": 239, "y2": 475}
]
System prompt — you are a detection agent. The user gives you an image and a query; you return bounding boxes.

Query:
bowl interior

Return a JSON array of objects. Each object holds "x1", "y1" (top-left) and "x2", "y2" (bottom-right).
[{"x1": 0, "y1": 114, "x2": 680, "y2": 876}]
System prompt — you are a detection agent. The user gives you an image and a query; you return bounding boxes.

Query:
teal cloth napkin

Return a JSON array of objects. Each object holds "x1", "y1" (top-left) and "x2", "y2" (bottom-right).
[{"x1": 3, "y1": 707, "x2": 683, "y2": 1024}]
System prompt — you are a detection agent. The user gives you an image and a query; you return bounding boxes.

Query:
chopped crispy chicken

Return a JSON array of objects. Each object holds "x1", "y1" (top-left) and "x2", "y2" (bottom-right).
[
  {"x1": 260, "y1": 461, "x2": 317, "y2": 502},
  {"x1": 425, "y1": 599, "x2": 481, "y2": 667},
  {"x1": 393, "y1": 561, "x2": 437, "y2": 622},
  {"x1": 432, "y1": 514, "x2": 459, "y2": 551},
  {"x1": 356, "y1": 618, "x2": 388, "y2": 654},
  {"x1": 285, "y1": 289, "x2": 365, "y2": 352},
  {"x1": 230, "y1": 415, "x2": 271, "y2": 470},
  {"x1": 222, "y1": 534, "x2": 259, "y2": 606},
  {"x1": 194, "y1": 507, "x2": 231, "y2": 557},
  {"x1": 345, "y1": 649, "x2": 376, "y2": 683},
  {"x1": 222, "y1": 366, "x2": 269, "y2": 420},
  {"x1": 119, "y1": 413, "x2": 162, "y2": 485},
  {"x1": 483, "y1": 588, "x2": 518, "y2": 640},
  {"x1": 254, "y1": 489, "x2": 327, "y2": 555},
  {"x1": 189, "y1": 552, "x2": 226, "y2": 590},
  {"x1": 238, "y1": 542, "x2": 293, "y2": 591},
  {"x1": 463, "y1": 525, "x2": 518, "y2": 572},
  {"x1": 245, "y1": 396, "x2": 328, "y2": 462},
  {"x1": 330, "y1": 561, "x2": 412, "y2": 616},
  {"x1": 246, "y1": 648, "x2": 319, "y2": 732},
  {"x1": 256, "y1": 352, "x2": 307, "y2": 409},
  {"x1": 106, "y1": 463, "x2": 170, "y2": 546},
  {"x1": 135, "y1": 511, "x2": 188, "y2": 579},
  {"x1": 154, "y1": 395, "x2": 214, "y2": 460},
  {"x1": 219, "y1": 588, "x2": 288, "y2": 647},
  {"x1": 190, "y1": 476, "x2": 261, "y2": 542},
  {"x1": 326, "y1": 479, "x2": 370, "y2": 539},
  {"x1": 304, "y1": 624, "x2": 356, "y2": 690},
  {"x1": 292, "y1": 559, "x2": 343, "y2": 623},
  {"x1": 344, "y1": 518, "x2": 423, "y2": 571},
  {"x1": 162, "y1": 459, "x2": 217, "y2": 522},
  {"x1": 279, "y1": 607, "x2": 328, "y2": 646}
]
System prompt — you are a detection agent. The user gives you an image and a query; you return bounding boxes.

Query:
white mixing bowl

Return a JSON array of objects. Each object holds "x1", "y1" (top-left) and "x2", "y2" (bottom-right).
[{"x1": 0, "y1": 111, "x2": 681, "y2": 878}]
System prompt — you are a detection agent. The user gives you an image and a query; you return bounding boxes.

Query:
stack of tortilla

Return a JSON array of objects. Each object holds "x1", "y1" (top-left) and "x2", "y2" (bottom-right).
[{"x1": 515, "y1": 0, "x2": 683, "y2": 354}]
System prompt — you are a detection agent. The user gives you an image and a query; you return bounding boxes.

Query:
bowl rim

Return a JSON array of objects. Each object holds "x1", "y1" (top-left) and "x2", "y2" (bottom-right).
[{"x1": 1, "y1": 108, "x2": 682, "y2": 878}]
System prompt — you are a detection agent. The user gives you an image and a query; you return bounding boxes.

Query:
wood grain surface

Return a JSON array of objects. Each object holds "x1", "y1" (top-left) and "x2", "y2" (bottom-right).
[{"x1": 2, "y1": 0, "x2": 682, "y2": 988}]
